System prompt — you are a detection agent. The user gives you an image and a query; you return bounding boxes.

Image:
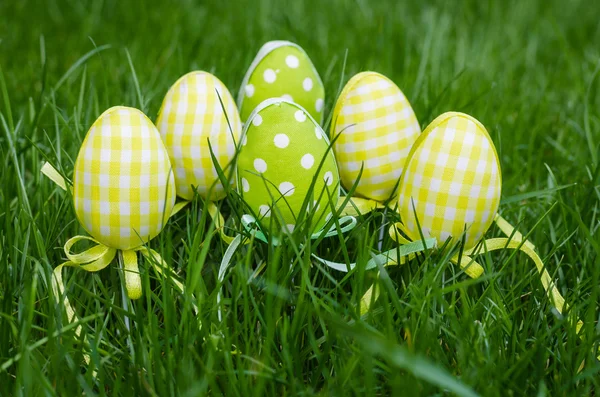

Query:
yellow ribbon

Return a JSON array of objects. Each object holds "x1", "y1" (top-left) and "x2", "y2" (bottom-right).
[
  {"x1": 41, "y1": 161, "x2": 69, "y2": 191},
  {"x1": 54, "y1": 236, "x2": 190, "y2": 308},
  {"x1": 51, "y1": 235, "x2": 197, "y2": 369},
  {"x1": 363, "y1": 212, "x2": 599, "y2": 360},
  {"x1": 337, "y1": 196, "x2": 396, "y2": 217}
]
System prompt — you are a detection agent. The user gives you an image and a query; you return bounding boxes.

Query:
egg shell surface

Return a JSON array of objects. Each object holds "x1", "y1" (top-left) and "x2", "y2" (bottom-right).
[
  {"x1": 331, "y1": 72, "x2": 420, "y2": 202},
  {"x1": 238, "y1": 41, "x2": 325, "y2": 124},
  {"x1": 73, "y1": 106, "x2": 176, "y2": 250},
  {"x1": 157, "y1": 71, "x2": 242, "y2": 201},
  {"x1": 398, "y1": 112, "x2": 501, "y2": 250},
  {"x1": 237, "y1": 99, "x2": 339, "y2": 235}
]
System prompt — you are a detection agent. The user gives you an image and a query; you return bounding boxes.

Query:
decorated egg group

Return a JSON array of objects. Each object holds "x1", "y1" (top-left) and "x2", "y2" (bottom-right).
[
  {"x1": 156, "y1": 71, "x2": 242, "y2": 201},
  {"x1": 238, "y1": 41, "x2": 325, "y2": 124},
  {"x1": 398, "y1": 112, "x2": 502, "y2": 249},
  {"x1": 236, "y1": 99, "x2": 339, "y2": 235},
  {"x1": 331, "y1": 72, "x2": 421, "y2": 202},
  {"x1": 72, "y1": 106, "x2": 176, "y2": 250}
]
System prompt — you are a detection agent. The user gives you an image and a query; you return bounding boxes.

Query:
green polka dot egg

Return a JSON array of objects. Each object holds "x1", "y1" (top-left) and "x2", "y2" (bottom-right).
[
  {"x1": 398, "y1": 112, "x2": 502, "y2": 250},
  {"x1": 156, "y1": 71, "x2": 242, "y2": 201},
  {"x1": 238, "y1": 41, "x2": 325, "y2": 124},
  {"x1": 331, "y1": 72, "x2": 421, "y2": 202},
  {"x1": 237, "y1": 99, "x2": 339, "y2": 235},
  {"x1": 73, "y1": 106, "x2": 176, "y2": 250}
]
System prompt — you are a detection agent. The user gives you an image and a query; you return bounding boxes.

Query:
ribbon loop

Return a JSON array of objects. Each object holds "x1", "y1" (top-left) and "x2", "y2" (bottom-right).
[
  {"x1": 494, "y1": 213, "x2": 536, "y2": 250},
  {"x1": 388, "y1": 222, "x2": 413, "y2": 245},
  {"x1": 208, "y1": 202, "x2": 242, "y2": 245},
  {"x1": 450, "y1": 254, "x2": 485, "y2": 279},
  {"x1": 312, "y1": 215, "x2": 357, "y2": 240},
  {"x1": 63, "y1": 236, "x2": 116, "y2": 271}
]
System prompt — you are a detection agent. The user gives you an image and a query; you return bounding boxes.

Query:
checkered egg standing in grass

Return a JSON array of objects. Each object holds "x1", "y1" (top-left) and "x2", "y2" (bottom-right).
[
  {"x1": 238, "y1": 41, "x2": 325, "y2": 124},
  {"x1": 331, "y1": 72, "x2": 421, "y2": 202},
  {"x1": 156, "y1": 71, "x2": 242, "y2": 201},
  {"x1": 237, "y1": 99, "x2": 339, "y2": 235},
  {"x1": 73, "y1": 106, "x2": 176, "y2": 250},
  {"x1": 398, "y1": 112, "x2": 502, "y2": 250}
]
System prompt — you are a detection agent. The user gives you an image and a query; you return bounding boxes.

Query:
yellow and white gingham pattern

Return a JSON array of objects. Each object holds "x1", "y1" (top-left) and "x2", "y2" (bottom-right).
[
  {"x1": 331, "y1": 72, "x2": 420, "y2": 201},
  {"x1": 398, "y1": 112, "x2": 502, "y2": 250},
  {"x1": 156, "y1": 71, "x2": 242, "y2": 201},
  {"x1": 73, "y1": 107, "x2": 176, "y2": 251}
]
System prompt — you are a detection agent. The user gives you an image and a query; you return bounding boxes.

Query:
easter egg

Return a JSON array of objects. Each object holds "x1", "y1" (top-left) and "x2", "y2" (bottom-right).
[
  {"x1": 156, "y1": 71, "x2": 242, "y2": 201},
  {"x1": 331, "y1": 72, "x2": 421, "y2": 202},
  {"x1": 238, "y1": 41, "x2": 325, "y2": 124},
  {"x1": 398, "y1": 112, "x2": 502, "y2": 250},
  {"x1": 237, "y1": 99, "x2": 339, "y2": 235},
  {"x1": 73, "y1": 107, "x2": 176, "y2": 250}
]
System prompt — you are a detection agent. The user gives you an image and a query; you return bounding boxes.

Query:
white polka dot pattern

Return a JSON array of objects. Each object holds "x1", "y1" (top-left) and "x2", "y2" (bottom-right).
[{"x1": 237, "y1": 99, "x2": 339, "y2": 235}]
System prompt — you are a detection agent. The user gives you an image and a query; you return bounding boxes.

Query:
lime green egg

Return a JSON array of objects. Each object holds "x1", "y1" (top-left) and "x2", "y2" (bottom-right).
[
  {"x1": 238, "y1": 41, "x2": 324, "y2": 124},
  {"x1": 237, "y1": 99, "x2": 339, "y2": 235},
  {"x1": 72, "y1": 106, "x2": 176, "y2": 251},
  {"x1": 398, "y1": 112, "x2": 502, "y2": 250}
]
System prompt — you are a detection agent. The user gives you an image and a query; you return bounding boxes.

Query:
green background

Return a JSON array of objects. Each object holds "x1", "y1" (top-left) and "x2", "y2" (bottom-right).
[{"x1": 1, "y1": 0, "x2": 599, "y2": 395}]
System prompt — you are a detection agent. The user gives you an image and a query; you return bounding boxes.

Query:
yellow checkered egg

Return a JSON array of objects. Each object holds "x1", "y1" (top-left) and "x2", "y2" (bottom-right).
[
  {"x1": 331, "y1": 72, "x2": 421, "y2": 202},
  {"x1": 73, "y1": 107, "x2": 176, "y2": 251},
  {"x1": 157, "y1": 71, "x2": 242, "y2": 201},
  {"x1": 237, "y1": 99, "x2": 340, "y2": 235},
  {"x1": 398, "y1": 112, "x2": 502, "y2": 250}
]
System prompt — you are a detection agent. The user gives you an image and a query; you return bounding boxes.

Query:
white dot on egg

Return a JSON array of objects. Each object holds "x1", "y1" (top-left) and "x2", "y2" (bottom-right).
[
  {"x1": 254, "y1": 158, "x2": 267, "y2": 173},
  {"x1": 252, "y1": 114, "x2": 263, "y2": 126},
  {"x1": 301, "y1": 153, "x2": 314, "y2": 169},
  {"x1": 263, "y1": 69, "x2": 276, "y2": 83},
  {"x1": 282, "y1": 224, "x2": 296, "y2": 233},
  {"x1": 274, "y1": 133, "x2": 290, "y2": 148},
  {"x1": 258, "y1": 205, "x2": 271, "y2": 218},
  {"x1": 285, "y1": 55, "x2": 299, "y2": 68},
  {"x1": 307, "y1": 200, "x2": 320, "y2": 213},
  {"x1": 279, "y1": 181, "x2": 295, "y2": 196},
  {"x1": 245, "y1": 84, "x2": 255, "y2": 97},
  {"x1": 242, "y1": 178, "x2": 250, "y2": 192},
  {"x1": 294, "y1": 110, "x2": 307, "y2": 122},
  {"x1": 315, "y1": 98, "x2": 324, "y2": 112},
  {"x1": 242, "y1": 134, "x2": 248, "y2": 146},
  {"x1": 281, "y1": 223, "x2": 296, "y2": 233},
  {"x1": 281, "y1": 94, "x2": 294, "y2": 102},
  {"x1": 324, "y1": 171, "x2": 333, "y2": 186},
  {"x1": 303, "y1": 77, "x2": 313, "y2": 91},
  {"x1": 315, "y1": 127, "x2": 322, "y2": 140}
]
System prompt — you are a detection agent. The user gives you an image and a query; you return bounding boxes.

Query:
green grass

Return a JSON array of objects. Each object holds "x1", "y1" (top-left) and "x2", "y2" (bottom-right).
[{"x1": 1, "y1": 0, "x2": 600, "y2": 395}]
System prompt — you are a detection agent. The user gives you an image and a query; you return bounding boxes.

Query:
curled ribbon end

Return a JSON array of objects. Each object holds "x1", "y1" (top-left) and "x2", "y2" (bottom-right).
[
  {"x1": 41, "y1": 161, "x2": 69, "y2": 191},
  {"x1": 122, "y1": 250, "x2": 142, "y2": 300}
]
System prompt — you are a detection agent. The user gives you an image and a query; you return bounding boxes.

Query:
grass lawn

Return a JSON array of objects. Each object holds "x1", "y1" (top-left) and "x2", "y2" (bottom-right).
[{"x1": 1, "y1": 0, "x2": 600, "y2": 395}]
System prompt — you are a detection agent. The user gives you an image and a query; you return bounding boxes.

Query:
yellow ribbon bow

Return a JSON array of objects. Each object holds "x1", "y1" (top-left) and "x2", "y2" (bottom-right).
[{"x1": 42, "y1": 163, "x2": 196, "y2": 361}]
